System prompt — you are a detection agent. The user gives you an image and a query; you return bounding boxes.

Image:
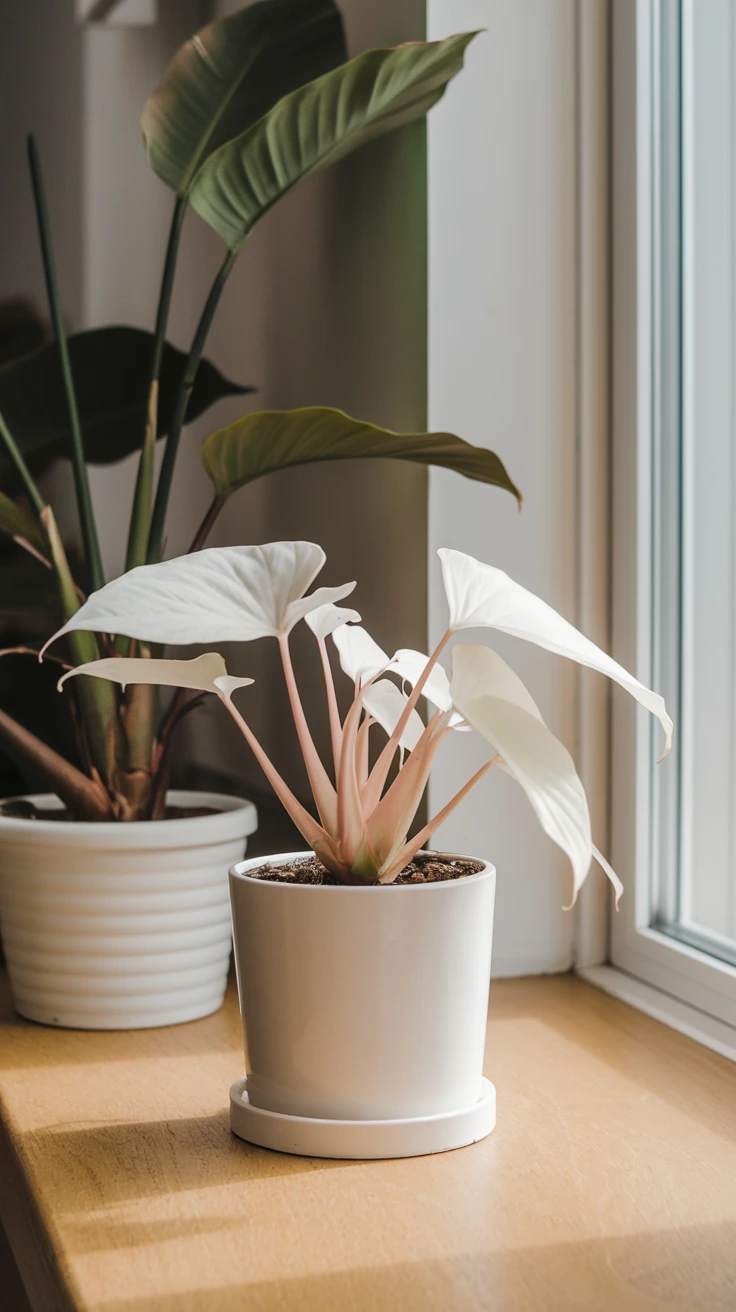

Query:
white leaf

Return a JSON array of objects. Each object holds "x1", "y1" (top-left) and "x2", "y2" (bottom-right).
[
  {"x1": 44, "y1": 542, "x2": 355, "y2": 651},
  {"x1": 449, "y1": 642, "x2": 544, "y2": 721},
  {"x1": 390, "y1": 647, "x2": 452, "y2": 710},
  {"x1": 362, "y1": 679, "x2": 425, "y2": 752},
  {"x1": 440, "y1": 548, "x2": 673, "y2": 756},
  {"x1": 58, "y1": 653, "x2": 253, "y2": 701},
  {"x1": 305, "y1": 602, "x2": 361, "y2": 640},
  {"x1": 451, "y1": 644, "x2": 593, "y2": 903},
  {"x1": 332, "y1": 624, "x2": 390, "y2": 683},
  {"x1": 389, "y1": 646, "x2": 470, "y2": 730},
  {"x1": 592, "y1": 844, "x2": 624, "y2": 910}
]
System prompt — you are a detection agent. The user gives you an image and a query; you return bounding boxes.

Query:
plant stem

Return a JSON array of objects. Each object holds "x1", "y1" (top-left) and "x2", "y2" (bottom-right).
[
  {"x1": 0, "y1": 410, "x2": 45, "y2": 515},
  {"x1": 278, "y1": 635, "x2": 337, "y2": 829},
  {"x1": 381, "y1": 756, "x2": 500, "y2": 881},
  {"x1": 27, "y1": 135, "x2": 105, "y2": 594},
  {"x1": 316, "y1": 635, "x2": 343, "y2": 775},
  {"x1": 188, "y1": 495, "x2": 225, "y2": 553},
  {"x1": 147, "y1": 248, "x2": 237, "y2": 563},
  {"x1": 365, "y1": 630, "x2": 452, "y2": 808},
  {"x1": 0, "y1": 706, "x2": 113, "y2": 821},
  {"x1": 42, "y1": 506, "x2": 121, "y2": 791},
  {"x1": 125, "y1": 195, "x2": 188, "y2": 572}
]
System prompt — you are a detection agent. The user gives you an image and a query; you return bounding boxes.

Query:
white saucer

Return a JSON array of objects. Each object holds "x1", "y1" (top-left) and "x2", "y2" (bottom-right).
[{"x1": 229, "y1": 1076, "x2": 496, "y2": 1160}]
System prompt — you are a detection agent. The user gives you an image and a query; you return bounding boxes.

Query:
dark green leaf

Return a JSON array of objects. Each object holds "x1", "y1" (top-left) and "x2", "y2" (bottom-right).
[
  {"x1": 0, "y1": 326, "x2": 252, "y2": 485},
  {"x1": 142, "y1": 0, "x2": 347, "y2": 197},
  {"x1": 190, "y1": 32, "x2": 480, "y2": 251},
  {"x1": 201, "y1": 406, "x2": 522, "y2": 505}
]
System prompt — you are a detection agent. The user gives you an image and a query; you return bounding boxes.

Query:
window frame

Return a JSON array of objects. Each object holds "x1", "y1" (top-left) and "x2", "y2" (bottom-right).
[{"x1": 590, "y1": 0, "x2": 736, "y2": 1058}]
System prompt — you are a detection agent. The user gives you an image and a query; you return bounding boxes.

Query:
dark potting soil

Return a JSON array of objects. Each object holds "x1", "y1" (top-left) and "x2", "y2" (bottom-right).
[
  {"x1": 252, "y1": 853, "x2": 485, "y2": 886},
  {"x1": 0, "y1": 800, "x2": 221, "y2": 822}
]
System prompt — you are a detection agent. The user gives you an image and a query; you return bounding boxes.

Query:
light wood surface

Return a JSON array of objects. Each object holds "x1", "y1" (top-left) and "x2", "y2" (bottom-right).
[{"x1": 1, "y1": 970, "x2": 735, "y2": 1311}]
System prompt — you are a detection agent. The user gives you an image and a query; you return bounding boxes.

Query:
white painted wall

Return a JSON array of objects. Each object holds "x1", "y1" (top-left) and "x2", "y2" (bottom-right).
[{"x1": 426, "y1": 0, "x2": 579, "y2": 975}]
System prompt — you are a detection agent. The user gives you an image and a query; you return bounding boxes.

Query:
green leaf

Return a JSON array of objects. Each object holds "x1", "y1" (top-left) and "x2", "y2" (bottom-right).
[
  {"x1": 142, "y1": 0, "x2": 347, "y2": 197},
  {"x1": 0, "y1": 326, "x2": 252, "y2": 486},
  {"x1": 190, "y1": 31, "x2": 479, "y2": 252},
  {"x1": 200, "y1": 406, "x2": 522, "y2": 505},
  {"x1": 0, "y1": 490, "x2": 48, "y2": 559}
]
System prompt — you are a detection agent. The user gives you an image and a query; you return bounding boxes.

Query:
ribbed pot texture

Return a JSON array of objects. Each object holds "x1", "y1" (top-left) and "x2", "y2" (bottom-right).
[{"x1": 0, "y1": 791, "x2": 257, "y2": 1030}]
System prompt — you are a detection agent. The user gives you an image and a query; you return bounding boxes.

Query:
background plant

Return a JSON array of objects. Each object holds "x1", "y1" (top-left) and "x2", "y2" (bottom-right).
[
  {"x1": 50, "y1": 540, "x2": 672, "y2": 895},
  {"x1": 0, "y1": 1, "x2": 521, "y2": 821}
]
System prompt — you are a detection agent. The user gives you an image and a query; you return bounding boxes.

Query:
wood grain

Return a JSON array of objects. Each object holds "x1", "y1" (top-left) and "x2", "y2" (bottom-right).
[{"x1": 1, "y1": 970, "x2": 735, "y2": 1311}]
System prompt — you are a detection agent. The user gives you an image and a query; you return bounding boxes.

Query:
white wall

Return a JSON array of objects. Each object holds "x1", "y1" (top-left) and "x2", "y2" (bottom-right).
[{"x1": 426, "y1": 0, "x2": 579, "y2": 975}]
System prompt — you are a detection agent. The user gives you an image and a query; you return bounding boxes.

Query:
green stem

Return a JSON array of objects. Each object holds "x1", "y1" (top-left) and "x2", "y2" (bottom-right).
[
  {"x1": 125, "y1": 196, "x2": 187, "y2": 572},
  {"x1": 41, "y1": 505, "x2": 120, "y2": 791},
  {"x1": 0, "y1": 410, "x2": 45, "y2": 515},
  {"x1": 147, "y1": 248, "x2": 237, "y2": 563},
  {"x1": 27, "y1": 134, "x2": 105, "y2": 594}
]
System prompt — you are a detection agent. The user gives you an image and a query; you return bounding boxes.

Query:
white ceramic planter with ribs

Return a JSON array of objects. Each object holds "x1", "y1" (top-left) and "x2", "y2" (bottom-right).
[{"x1": 0, "y1": 790, "x2": 257, "y2": 1030}]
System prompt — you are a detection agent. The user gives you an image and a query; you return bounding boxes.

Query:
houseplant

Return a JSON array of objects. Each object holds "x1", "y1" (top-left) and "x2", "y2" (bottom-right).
[
  {"x1": 42, "y1": 540, "x2": 673, "y2": 1155},
  {"x1": 0, "y1": 3, "x2": 520, "y2": 1028}
]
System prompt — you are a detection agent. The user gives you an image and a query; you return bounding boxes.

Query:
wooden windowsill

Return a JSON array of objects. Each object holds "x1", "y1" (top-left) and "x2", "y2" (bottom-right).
[{"x1": 1, "y1": 970, "x2": 735, "y2": 1311}]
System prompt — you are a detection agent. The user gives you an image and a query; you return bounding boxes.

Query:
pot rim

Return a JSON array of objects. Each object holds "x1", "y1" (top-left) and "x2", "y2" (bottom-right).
[
  {"x1": 0, "y1": 790, "x2": 258, "y2": 847},
  {"x1": 230, "y1": 849, "x2": 495, "y2": 892}
]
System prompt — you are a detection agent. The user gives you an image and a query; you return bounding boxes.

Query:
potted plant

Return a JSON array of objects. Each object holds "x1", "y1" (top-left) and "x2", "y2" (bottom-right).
[
  {"x1": 0, "y1": 4, "x2": 520, "y2": 1028},
  {"x1": 42, "y1": 539, "x2": 672, "y2": 1154}
]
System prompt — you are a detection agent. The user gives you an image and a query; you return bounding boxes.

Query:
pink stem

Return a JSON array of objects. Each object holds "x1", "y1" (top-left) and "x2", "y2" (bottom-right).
[
  {"x1": 336, "y1": 683, "x2": 370, "y2": 866},
  {"x1": 222, "y1": 695, "x2": 339, "y2": 864},
  {"x1": 316, "y1": 634, "x2": 343, "y2": 776},
  {"x1": 279, "y1": 635, "x2": 337, "y2": 830},
  {"x1": 365, "y1": 630, "x2": 452, "y2": 807},
  {"x1": 356, "y1": 715, "x2": 373, "y2": 790},
  {"x1": 362, "y1": 714, "x2": 449, "y2": 870},
  {"x1": 362, "y1": 704, "x2": 443, "y2": 817},
  {"x1": 379, "y1": 755, "x2": 500, "y2": 882}
]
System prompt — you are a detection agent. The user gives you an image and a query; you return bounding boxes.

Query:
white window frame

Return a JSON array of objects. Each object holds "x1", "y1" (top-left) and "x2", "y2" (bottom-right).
[{"x1": 578, "y1": 0, "x2": 736, "y2": 1060}]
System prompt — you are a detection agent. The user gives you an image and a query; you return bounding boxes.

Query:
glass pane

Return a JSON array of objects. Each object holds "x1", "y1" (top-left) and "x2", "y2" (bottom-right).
[{"x1": 652, "y1": 0, "x2": 736, "y2": 963}]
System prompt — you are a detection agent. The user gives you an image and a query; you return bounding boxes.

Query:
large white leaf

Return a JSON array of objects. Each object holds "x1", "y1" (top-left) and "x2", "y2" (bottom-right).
[
  {"x1": 44, "y1": 542, "x2": 354, "y2": 650},
  {"x1": 362, "y1": 679, "x2": 424, "y2": 752},
  {"x1": 440, "y1": 549, "x2": 673, "y2": 756},
  {"x1": 305, "y1": 602, "x2": 361, "y2": 640},
  {"x1": 58, "y1": 653, "x2": 253, "y2": 701},
  {"x1": 450, "y1": 644, "x2": 593, "y2": 902}
]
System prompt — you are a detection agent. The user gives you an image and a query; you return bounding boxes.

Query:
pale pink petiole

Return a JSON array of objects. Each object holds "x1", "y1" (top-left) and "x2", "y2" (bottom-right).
[
  {"x1": 315, "y1": 633, "x2": 343, "y2": 776},
  {"x1": 221, "y1": 694, "x2": 341, "y2": 874},
  {"x1": 363, "y1": 711, "x2": 449, "y2": 874},
  {"x1": 278, "y1": 635, "x2": 337, "y2": 831},
  {"x1": 377, "y1": 754, "x2": 500, "y2": 883},
  {"x1": 364, "y1": 629, "x2": 452, "y2": 808}
]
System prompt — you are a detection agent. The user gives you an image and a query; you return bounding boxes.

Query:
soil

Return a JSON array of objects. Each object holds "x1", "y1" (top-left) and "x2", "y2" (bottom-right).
[
  {"x1": 0, "y1": 800, "x2": 221, "y2": 823},
  {"x1": 252, "y1": 853, "x2": 486, "y2": 886}
]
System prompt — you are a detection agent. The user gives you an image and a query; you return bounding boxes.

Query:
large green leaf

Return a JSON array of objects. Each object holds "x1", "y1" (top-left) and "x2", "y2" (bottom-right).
[
  {"x1": 190, "y1": 31, "x2": 479, "y2": 251},
  {"x1": 0, "y1": 326, "x2": 252, "y2": 486},
  {"x1": 200, "y1": 406, "x2": 522, "y2": 505},
  {"x1": 142, "y1": 0, "x2": 347, "y2": 197},
  {"x1": 0, "y1": 491, "x2": 47, "y2": 558}
]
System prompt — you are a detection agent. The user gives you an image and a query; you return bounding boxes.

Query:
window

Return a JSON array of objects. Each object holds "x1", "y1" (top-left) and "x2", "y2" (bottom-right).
[{"x1": 605, "y1": 0, "x2": 736, "y2": 1055}]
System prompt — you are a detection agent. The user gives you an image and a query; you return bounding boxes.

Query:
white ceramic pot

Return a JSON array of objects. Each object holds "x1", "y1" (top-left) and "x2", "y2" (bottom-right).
[
  {"x1": 229, "y1": 850, "x2": 496, "y2": 1158},
  {"x1": 0, "y1": 790, "x2": 257, "y2": 1030}
]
